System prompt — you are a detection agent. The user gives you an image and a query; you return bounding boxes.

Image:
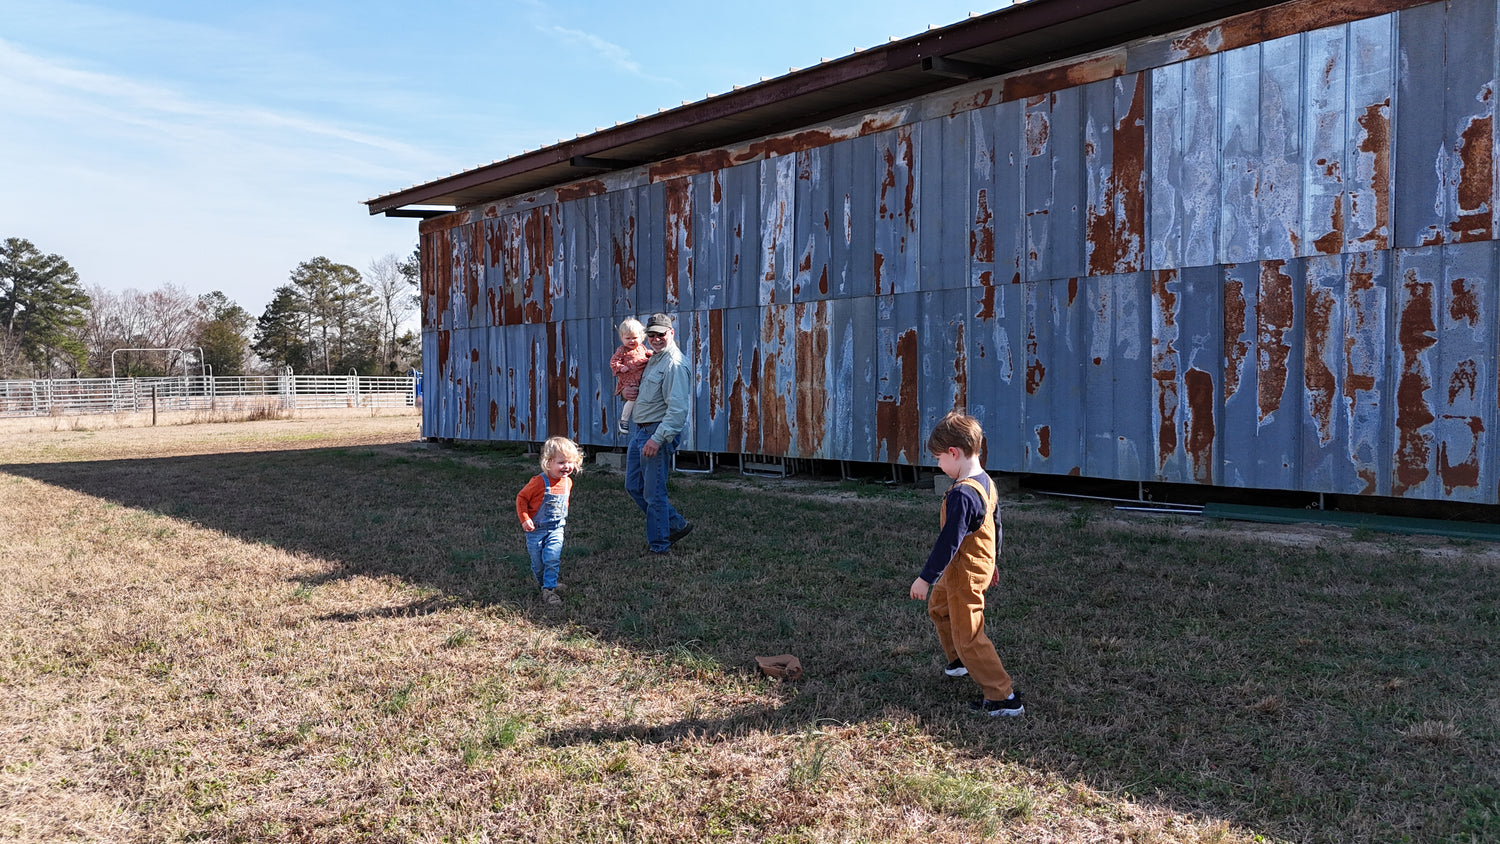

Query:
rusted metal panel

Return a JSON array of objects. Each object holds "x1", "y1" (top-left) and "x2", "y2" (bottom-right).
[
  {"x1": 917, "y1": 288, "x2": 970, "y2": 465},
  {"x1": 1392, "y1": 246, "x2": 1441, "y2": 497},
  {"x1": 664, "y1": 177, "x2": 693, "y2": 312},
  {"x1": 1443, "y1": 0, "x2": 1498, "y2": 246},
  {"x1": 723, "y1": 306, "x2": 761, "y2": 454},
  {"x1": 792, "y1": 300, "x2": 832, "y2": 457},
  {"x1": 686, "y1": 309, "x2": 726, "y2": 453},
  {"x1": 876, "y1": 292, "x2": 921, "y2": 464},
  {"x1": 1223, "y1": 259, "x2": 1304, "y2": 490},
  {"x1": 919, "y1": 114, "x2": 970, "y2": 291},
  {"x1": 758, "y1": 304, "x2": 795, "y2": 456},
  {"x1": 1085, "y1": 73, "x2": 1147, "y2": 276},
  {"x1": 1342, "y1": 250, "x2": 1390, "y2": 494},
  {"x1": 1427, "y1": 241, "x2": 1496, "y2": 501},
  {"x1": 759, "y1": 156, "x2": 795, "y2": 306},
  {"x1": 792, "y1": 146, "x2": 831, "y2": 302},
  {"x1": 1300, "y1": 254, "x2": 1350, "y2": 490},
  {"x1": 1346, "y1": 14, "x2": 1394, "y2": 254},
  {"x1": 874, "y1": 126, "x2": 919, "y2": 296},
  {"x1": 561, "y1": 197, "x2": 594, "y2": 321},
  {"x1": 606, "y1": 189, "x2": 639, "y2": 317},
  {"x1": 635, "y1": 183, "x2": 666, "y2": 317}
]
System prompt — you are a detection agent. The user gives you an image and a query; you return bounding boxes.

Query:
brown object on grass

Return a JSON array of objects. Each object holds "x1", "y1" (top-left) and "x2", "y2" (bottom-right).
[{"x1": 755, "y1": 654, "x2": 802, "y2": 681}]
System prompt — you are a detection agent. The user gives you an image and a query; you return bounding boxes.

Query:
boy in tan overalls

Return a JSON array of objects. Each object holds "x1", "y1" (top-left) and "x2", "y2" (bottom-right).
[{"x1": 908, "y1": 411, "x2": 1024, "y2": 716}]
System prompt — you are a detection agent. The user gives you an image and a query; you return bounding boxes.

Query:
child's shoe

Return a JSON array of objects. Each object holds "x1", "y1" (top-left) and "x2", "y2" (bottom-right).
[
  {"x1": 969, "y1": 692, "x2": 1024, "y2": 717},
  {"x1": 618, "y1": 420, "x2": 630, "y2": 435},
  {"x1": 943, "y1": 658, "x2": 967, "y2": 677},
  {"x1": 540, "y1": 588, "x2": 561, "y2": 605}
]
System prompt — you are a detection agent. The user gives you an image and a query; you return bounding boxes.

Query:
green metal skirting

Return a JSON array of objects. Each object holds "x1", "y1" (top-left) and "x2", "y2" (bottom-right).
[{"x1": 1201, "y1": 503, "x2": 1500, "y2": 543}]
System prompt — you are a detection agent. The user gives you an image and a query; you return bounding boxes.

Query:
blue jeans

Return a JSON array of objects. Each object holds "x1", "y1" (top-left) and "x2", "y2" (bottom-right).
[
  {"x1": 625, "y1": 421, "x2": 687, "y2": 552},
  {"x1": 526, "y1": 524, "x2": 564, "y2": 589}
]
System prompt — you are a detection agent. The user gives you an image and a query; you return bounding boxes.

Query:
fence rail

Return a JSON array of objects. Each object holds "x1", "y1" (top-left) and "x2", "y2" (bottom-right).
[{"x1": 0, "y1": 375, "x2": 418, "y2": 418}]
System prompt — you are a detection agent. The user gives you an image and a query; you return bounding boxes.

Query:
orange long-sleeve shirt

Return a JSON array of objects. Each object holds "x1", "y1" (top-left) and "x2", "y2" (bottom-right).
[{"x1": 515, "y1": 473, "x2": 572, "y2": 525}]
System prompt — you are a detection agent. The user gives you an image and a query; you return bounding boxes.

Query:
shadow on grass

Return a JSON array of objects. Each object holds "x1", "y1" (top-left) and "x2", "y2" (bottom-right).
[{"x1": 6, "y1": 442, "x2": 1500, "y2": 842}]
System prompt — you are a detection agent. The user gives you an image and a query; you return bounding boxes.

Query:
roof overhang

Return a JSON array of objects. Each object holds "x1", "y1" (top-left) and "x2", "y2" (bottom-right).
[{"x1": 363, "y1": 0, "x2": 1312, "y2": 216}]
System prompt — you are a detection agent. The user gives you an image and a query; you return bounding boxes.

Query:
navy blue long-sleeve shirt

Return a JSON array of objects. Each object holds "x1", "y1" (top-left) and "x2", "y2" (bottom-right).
[{"x1": 917, "y1": 473, "x2": 996, "y2": 585}]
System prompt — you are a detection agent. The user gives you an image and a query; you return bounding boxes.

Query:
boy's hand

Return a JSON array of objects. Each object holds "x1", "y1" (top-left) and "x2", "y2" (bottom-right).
[
  {"x1": 989, "y1": 569, "x2": 999, "y2": 589},
  {"x1": 909, "y1": 577, "x2": 930, "y2": 601},
  {"x1": 522, "y1": 517, "x2": 535, "y2": 532}
]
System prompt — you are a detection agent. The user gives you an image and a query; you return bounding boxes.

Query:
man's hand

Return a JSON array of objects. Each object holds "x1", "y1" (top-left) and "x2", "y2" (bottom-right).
[
  {"x1": 642, "y1": 439, "x2": 660, "y2": 458},
  {"x1": 909, "y1": 577, "x2": 929, "y2": 601}
]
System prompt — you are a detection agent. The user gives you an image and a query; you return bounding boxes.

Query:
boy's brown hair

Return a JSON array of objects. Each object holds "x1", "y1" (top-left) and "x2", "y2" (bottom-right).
[{"x1": 927, "y1": 410, "x2": 984, "y2": 457}]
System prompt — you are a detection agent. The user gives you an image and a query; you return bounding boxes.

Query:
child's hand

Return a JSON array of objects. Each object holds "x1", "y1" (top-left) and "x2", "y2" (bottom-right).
[
  {"x1": 909, "y1": 577, "x2": 929, "y2": 601},
  {"x1": 522, "y1": 517, "x2": 535, "y2": 532},
  {"x1": 989, "y1": 569, "x2": 999, "y2": 589}
]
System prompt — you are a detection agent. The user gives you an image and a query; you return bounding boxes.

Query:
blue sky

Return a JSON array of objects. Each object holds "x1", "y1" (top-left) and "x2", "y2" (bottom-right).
[{"x1": 0, "y1": 0, "x2": 1007, "y2": 322}]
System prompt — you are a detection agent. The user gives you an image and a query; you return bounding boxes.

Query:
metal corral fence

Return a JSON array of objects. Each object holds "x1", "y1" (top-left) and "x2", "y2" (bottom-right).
[{"x1": 0, "y1": 375, "x2": 417, "y2": 418}]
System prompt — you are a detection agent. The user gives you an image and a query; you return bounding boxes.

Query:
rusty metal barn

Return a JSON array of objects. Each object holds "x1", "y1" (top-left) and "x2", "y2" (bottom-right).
[{"x1": 368, "y1": 0, "x2": 1500, "y2": 506}]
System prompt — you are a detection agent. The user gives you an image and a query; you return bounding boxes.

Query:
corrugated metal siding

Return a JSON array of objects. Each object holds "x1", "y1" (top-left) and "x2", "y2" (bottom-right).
[{"x1": 418, "y1": 0, "x2": 1500, "y2": 504}]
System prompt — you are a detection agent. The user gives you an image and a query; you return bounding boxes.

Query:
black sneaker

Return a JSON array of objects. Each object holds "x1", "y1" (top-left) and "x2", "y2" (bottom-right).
[
  {"x1": 944, "y1": 658, "x2": 968, "y2": 677},
  {"x1": 667, "y1": 522, "x2": 694, "y2": 543},
  {"x1": 970, "y1": 693, "x2": 1024, "y2": 717}
]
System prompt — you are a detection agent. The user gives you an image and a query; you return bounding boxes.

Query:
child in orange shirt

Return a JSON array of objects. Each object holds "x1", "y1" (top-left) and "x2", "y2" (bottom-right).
[
  {"x1": 609, "y1": 317, "x2": 652, "y2": 435},
  {"x1": 515, "y1": 436, "x2": 583, "y2": 605}
]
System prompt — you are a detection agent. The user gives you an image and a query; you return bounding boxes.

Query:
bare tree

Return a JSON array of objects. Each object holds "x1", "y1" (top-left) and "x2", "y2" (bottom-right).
[{"x1": 369, "y1": 252, "x2": 417, "y2": 374}]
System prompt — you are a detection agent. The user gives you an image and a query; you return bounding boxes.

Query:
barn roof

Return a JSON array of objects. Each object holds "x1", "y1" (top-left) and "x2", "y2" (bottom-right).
[{"x1": 364, "y1": 0, "x2": 1288, "y2": 217}]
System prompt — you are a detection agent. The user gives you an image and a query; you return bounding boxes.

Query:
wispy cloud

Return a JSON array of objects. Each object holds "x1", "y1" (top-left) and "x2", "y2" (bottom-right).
[{"x1": 544, "y1": 25, "x2": 675, "y2": 84}]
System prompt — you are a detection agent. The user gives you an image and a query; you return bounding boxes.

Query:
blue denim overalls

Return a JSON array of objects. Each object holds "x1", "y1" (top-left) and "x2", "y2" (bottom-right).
[{"x1": 525, "y1": 475, "x2": 569, "y2": 589}]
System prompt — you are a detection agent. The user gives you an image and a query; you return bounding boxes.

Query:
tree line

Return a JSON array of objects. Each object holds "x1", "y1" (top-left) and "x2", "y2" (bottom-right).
[{"x1": 0, "y1": 236, "x2": 421, "y2": 380}]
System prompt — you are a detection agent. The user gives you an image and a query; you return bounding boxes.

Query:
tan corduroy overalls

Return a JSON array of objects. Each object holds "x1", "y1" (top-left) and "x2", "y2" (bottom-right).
[{"x1": 927, "y1": 475, "x2": 1015, "y2": 702}]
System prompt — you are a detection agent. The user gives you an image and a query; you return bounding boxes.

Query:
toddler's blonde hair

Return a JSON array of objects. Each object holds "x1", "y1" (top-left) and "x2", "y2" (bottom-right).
[
  {"x1": 539, "y1": 436, "x2": 584, "y2": 474},
  {"x1": 618, "y1": 317, "x2": 644, "y2": 339}
]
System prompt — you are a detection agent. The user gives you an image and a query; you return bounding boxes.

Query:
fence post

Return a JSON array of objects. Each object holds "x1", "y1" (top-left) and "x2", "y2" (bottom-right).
[{"x1": 151, "y1": 386, "x2": 157, "y2": 426}]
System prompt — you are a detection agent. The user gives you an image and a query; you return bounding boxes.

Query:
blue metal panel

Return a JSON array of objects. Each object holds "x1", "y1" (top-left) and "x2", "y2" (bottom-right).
[
  {"x1": 691, "y1": 171, "x2": 726, "y2": 311},
  {"x1": 562, "y1": 198, "x2": 593, "y2": 321},
  {"x1": 969, "y1": 277, "x2": 1025, "y2": 470},
  {"x1": 1258, "y1": 35, "x2": 1303, "y2": 260},
  {"x1": 874, "y1": 126, "x2": 919, "y2": 296},
  {"x1": 876, "y1": 292, "x2": 921, "y2": 464},
  {"x1": 1025, "y1": 89, "x2": 1085, "y2": 282},
  {"x1": 1303, "y1": 26, "x2": 1349, "y2": 258},
  {"x1": 993, "y1": 99, "x2": 1026, "y2": 286},
  {"x1": 1151, "y1": 268, "x2": 1189, "y2": 482},
  {"x1": 759, "y1": 155, "x2": 795, "y2": 306},
  {"x1": 1083, "y1": 272, "x2": 1152, "y2": 480},
  {"x1": 919, "y1": 114, "x2": 969, "y2": 291},
  {"x1": 1221, "y1": 44, "x2": 1262, "y2": 264},
  {"x1": 830, "y1": 295, "x2": 879, "y2": 462},
  {"x1": 829, "y1": 133, "x2": 877, "y2": 300},
  {"x1": 636, "y1": 183, "x2": 666, "y2": 316},
  {"x1": 917, "y1": 287, "x2": 970, "y2": 465},
  {"x1": 724, "y1": 161, "x2": 761, "y2": 309},
  {"x1": 1024, "y1": 277, "x2": 1086, "y2": 475},
  {"x1": 1393, "y1": 3, "x2": 1448, "y2": 248},
  {"x1": 969, "y1": 105, "x2": 998, "y2": 289}
]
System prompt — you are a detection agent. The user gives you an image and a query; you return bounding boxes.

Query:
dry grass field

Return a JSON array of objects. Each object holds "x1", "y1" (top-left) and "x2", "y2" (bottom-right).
[{"x1": 1, "y1": 413, "x2": 1496, "y2": 843}]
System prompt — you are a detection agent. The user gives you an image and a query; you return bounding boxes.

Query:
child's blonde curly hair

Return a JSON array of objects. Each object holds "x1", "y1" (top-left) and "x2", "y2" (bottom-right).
[{"x1": 539, "y1": 436, "x2": 584, "y2": 473}]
